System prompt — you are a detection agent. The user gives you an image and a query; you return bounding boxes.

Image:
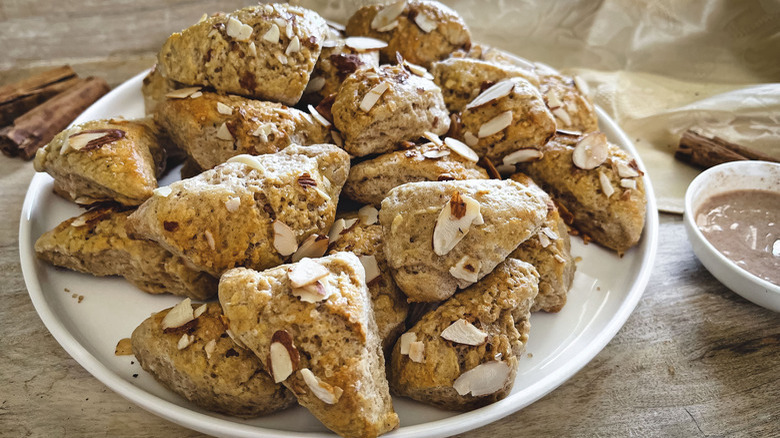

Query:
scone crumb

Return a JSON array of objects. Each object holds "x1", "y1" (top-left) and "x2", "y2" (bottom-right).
[
  {"x1": 440, "y1": 319, "x2": 487, "y2": 346},
  {"x1": 115, "y1": 338, "x2": 133, "y2": 356},
  {"x1": 224, "y1": 196, "x2": 241, "y2": 212},
  {"x1": 408, "y1": 341, "x2": 425, "y2": 363},
  {"x1": 572, "y1": 132, "x2": 608, "y2": 170},
  {"x1": 273, "y1": 220, "x2": 299, "y2": 256},
  {"x1": 301, "y1": 368, "x2": 343, "y2": 404},
  {"x1": 452, "y1": 361, "x2": 511, "y2": 396}
]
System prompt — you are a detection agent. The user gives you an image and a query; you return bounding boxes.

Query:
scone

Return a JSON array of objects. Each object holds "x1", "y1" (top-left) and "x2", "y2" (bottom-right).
[
  {"x1": 326, "y1": 215, "x2": 409, "y2": 353},
  {"x1": 131, "y1": 301, "x2": 296, "y2": 417},
  {"x1": 535, "y1": 63, "x2": 599, "y2": 134},
  {"x1": 157, "y1": 4, "x2": 328, "y2": 105},
  {"x1": 219, "y1": 253, "x2": 399, "y2": 438},
  {"x1": 303, "y1": 36, "x2": 380, "y2": 102},
  {"x1": 141, "y1": 63, "x2": 182, "y2": 115},
  {"x1": 388, "y1": 259, "x2": 539, "y2": 410},
  {"x1": 379, "y1": 179, "x2": 548, "y2": 302},
  {"x1": 155, "y1": 91, "x2": 331, "y2": 169},
  {"x1": 332, "y1": 64, "x2": 449, "y2": 157},
  {"x1": 516, "y1": 132, "x2": 647, "y2": 253},
  {"x1": 34, "y1": 206, "x2": 216, "y2": 300},
  {"x1": 459, "y1": 77, "x2": 556, "y2": 162},
  {"x1": 508, "y1": 173, "x2": 575, "y2": 313},
  {"x1": 343, "y1": 140, "x2": 489, "y2": 207},
  {"x1": 430, "y1": 57, "x2": 539, "y2": 112},
  {"x1": 127, "y1": 144, "x2": 350, "y2": 277},
  {"x1": 33, "y1": 118, "x2": 167, "y2": 206},
  {"x1": 345, "y1": 0, "x2": 471, "y2": 68}
]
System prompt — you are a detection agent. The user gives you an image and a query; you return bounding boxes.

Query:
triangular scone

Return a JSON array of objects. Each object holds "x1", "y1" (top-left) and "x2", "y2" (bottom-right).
[
  {"x1": 155, "y1": 91, "x2": 331, "y2": 170},
  {"x1": 127, "y1": 144, "x2": 350, "y2": 277},
  {"x1": 509, "y1": 173, "x2": 575, "y2": 313},
  {"x1": 327, "y1": 215, "x2": 409, "y2": 354},
  {"x1": 33, "y1": 118, "x2": 166, "y2": 206},
  {"x1": 379, "y1": 179, "x2": 548, "y2": 302},
  {"x1": 34, "y1": 206, "x2": 216, "y2": 300},
  {"x1": 343, "y1": 142, "x2": 489, "y2": 207},
  {"x1": 131, "y1": 301, "x2": 296, "y2": 417},
  {"x1": 157, "y1": 4, "x2": 328, "y2": 106},
  {"x1": 219, "y1": 252, "x2": 399, "y2": 438},
  {"x1": 388, "y1": 259, "x2": 539, "y2": 411}
]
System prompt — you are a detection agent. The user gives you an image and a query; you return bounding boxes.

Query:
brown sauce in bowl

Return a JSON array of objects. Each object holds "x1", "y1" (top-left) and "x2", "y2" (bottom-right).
[{"x1": 696, "y1": 190, "x2": 780, "y2": 285}]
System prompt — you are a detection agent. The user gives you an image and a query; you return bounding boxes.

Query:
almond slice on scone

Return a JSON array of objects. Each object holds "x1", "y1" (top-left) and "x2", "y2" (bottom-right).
[{"x1": 219, "y1": 252, "x2": 399, "y2": 437}]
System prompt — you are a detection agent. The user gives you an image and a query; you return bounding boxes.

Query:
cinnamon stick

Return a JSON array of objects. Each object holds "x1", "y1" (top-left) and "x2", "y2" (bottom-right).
[
  {"x1": 0, "y1": 66, "x2": 78, "y2": 126},
  {"x1": 0, "y1": 76, "x2": 110, "y2": 160},
  {"x1": 675, "y1": 130, "x2": 778, "y2": 169}
]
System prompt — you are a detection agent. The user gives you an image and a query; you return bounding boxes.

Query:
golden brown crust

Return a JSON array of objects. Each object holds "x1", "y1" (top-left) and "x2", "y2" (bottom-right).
[
  {"x1": 131, "y1": 302, "x2": 296, "y2": 417},
  {"x1": 157, "y1": 4, "x2": 328, "y2": 105},
  {"x1": 33, "y1": 118, "x2": 166, "y2": 206},
  {"x1": 34, "y1": 206, "x2": 217, "y2": 300},
  {"x1": 345, "y1": 0, "x2": 471, "y2": 68},
  {"x1": 218, "y1": 253, "x2": 399, "y2": 438},
  {"x1": 388, "y1": 259, "x2": 538, "y2": 410},
  {"x1": 154, "y1": 91, "x2": 330, "y2": 169}
]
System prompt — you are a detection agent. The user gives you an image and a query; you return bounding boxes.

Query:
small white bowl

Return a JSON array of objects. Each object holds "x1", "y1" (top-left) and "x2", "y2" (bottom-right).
[{"x1": 683, "y1": 161, "x2": 780, "y2": 312}]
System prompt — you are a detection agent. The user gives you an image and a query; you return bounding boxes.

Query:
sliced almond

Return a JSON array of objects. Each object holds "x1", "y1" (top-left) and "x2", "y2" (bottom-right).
[
  {"x1": 552, "y1": 107, "x2": 572, "y2": 126},
  {"x1": 345, "y1": 36, "x2": 388, "y2": 51},
  {"x1": 285, "y1": 36, "x2": 300, "y2": 55},
  {"x1": 252, "y1": 123, "x2": 273, "y2": 141},
  {"x1": 408, "y1": 341, "x2": 425, "y2": 363},
  {"x1": 537, "y1": 230, "x2": 551, "y2": 248},
  {"x1": 466, "y1": 80, "x2": 515, "y2": 110},
  {"x1": 441, "y1": 319, "x2": 487, "y2": 346},
  {"x1": 449, "y1": 255, "x2": 482, "y2": 285},
  {"x1": 269, "y1": 330, "x2": 299, "y2": 383},
  {"x1": 248, "y1": 41, "x2": 257, "y2": 56},
  {"x1": 478, "y1": 111, "x2": 513, "y2": 138},
  {"x1": 276, "y1": 53, "x2": 288, "y2": 65},
  {"x1": 224, "y1": 196, "x2": 241, "y2": 212},
  {"x1": 165, "y1": 87, "x2": 201, "y2": 99},
  {"x1": 225, "y1": 329, "x2": 248, "y2": 349},
  {"x1": 502, "y1": 149, "x2": 543, "y2": 165},
  {"x1": 216, "y1": 102, "x2": 233, "y2": 115},
  {"x1": 359, "y1": 254, "x2": 380, "y2": 284},
  {"x1": 204, "y1": 229, "x2": 216, "y2": 250},
  {"x1": 404, "y1": 60, "x2": 433, "y2": 79},
  {"x1": 194, "y1": 303, "x2": 207, "y2": 318},
  {"x1": 305, "y1": 76, "x2": 326, "y2": 94},
  {"x1": 358, "y1": 205, "x2": 379, "y2": 225},
  {"x1": 331, "y1": 130, "x2": 343, "y2": 147},
  {"x1": 359, "y1": 81, "x2": 390, "y2": 112},
  {"x1": 371, "y1": 0, "x2": 406, "y2": 30},
  {"x1": 285, "y1": 21, "x2": 294, "y2": 39},
  {"x1": 497, "y1": 163, "x2": 516, "y2": 176},
  {"x1": 463, "y1": 131, "x2": 478, "y2": 147},
  {"x1": 292, "y1": 234, "x2": 329, "y2": 262},
  {"x1": 541, "y1": 226, "x2": 559, "y2": 241},
  {"x1": 444, "y1": 137, "x2": 479, "y2": 162},
  {"x1": 153, "y1": 186, "x2": 172, "y2": 197},
  {"x1": 226, "y1": 16, "x2": 253, "y2": 41},
  {"x1": 307, "y1": 104, "x2": 331, "y2": 127},
  {"x1": 216, "y1": 122, "x2": 233, "y2": 141},
  {"x1": 177, "y1": 333, "x2": 195, "y2": 350},
  {"x1": 399, "y1": 332, "x2": 417, "y2": 355},
  {"x1": 620, "y1": 178, "x2": 637, "y2": 189},
  {"x1": 599, "y1": 170, "x2": 614, "y2": 198},
  {"x1": 288, "y1": 258, "x2": 329, "y2": 288},
  {"x1": 422, "y1": 131, "x2": 443, "y2": 146},
  {"x1": 572, "y1": 132, "x2": 608, "y2": 170},
  {"x1": 327, "y1": 218, "x2": 347, "y2": 243},
  {"x1": 292, "y1": 280, "x2": 332, "y2": 303},
  {"x1": 263, "y1": 24, "x2": 280, "y2": 43},
  {"x1": 273, "y1": 220, "x2": 298, "y2": 256},
  {"x1": 227, "y1": 154, "x2": 264, "y2": 171},
  {"x1": 197, "y1": 13, "x2": 208, "y2": 23},
  {"x1": 452, "y1": 360, "x2": 511, "y2": 396},
  {"x1": 433, "y1": 192, "x2": 483, "y2": 256},
  {"x1": 190, "y1": 91, "x2": 203, "y2": 98},
  {"x1": 545, "y1": 90, "x2": 563, "y2": 109},
  {"x1": 68, "y1": 132, "x2": 108, "y2": 151},
  {"x1": 161, "y1": 298, "x2": 194, "y2": 330},
  {"x1": 414, "y1": 11, "x2": 438, "y2": 33},
  {"x1": 204, "y1": 339, "x2": 217, "y2": 359},
  {"x1": 376, "y1": 20, "x2": 399, "y2": 32},
  {"x1": 423, "y1": 149, "x2": 450, "y2": 159},
  {"x1": 573, "y1": 75, "x2": 590, "y2": 96},
  {"x1": 616, "y1": 161, "x2": 640, "y2": 178},
  {"x1": 301, "y1": 368, "x2": 343, "y2": 404}
]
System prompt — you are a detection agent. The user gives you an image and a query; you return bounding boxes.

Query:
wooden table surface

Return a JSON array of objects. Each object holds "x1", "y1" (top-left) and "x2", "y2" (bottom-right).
[{"x1": 1, "y1": 2, "x2": 778, "y2": 437}]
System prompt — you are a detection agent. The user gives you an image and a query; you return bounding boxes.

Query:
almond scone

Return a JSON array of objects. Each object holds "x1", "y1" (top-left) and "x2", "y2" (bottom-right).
[
  {"x1": 379, "y1": 179, "x2": 548, "y2": 302},
  {"x1": 127, "y1": 144, "x2": 350, "y2": 277},
  {"x1": 332, "y1": 64, "x2": 449, "y2": 157},
  {"x1": 389, "y1": 259, "x2": 539, "y2": 410},
  {"x1": 516, "y1": 132, "x2": 647, "y2": 253},
  {"x1": 33, "y1": 118, "x2": 167, "y2": 206},
  {"x1": 155, "y1": 91, "x2": 330, "y2": 169},
  {"x1": 35, "y1": 206, "x2": 217, "y2": 300},
  {"x1": 219, "y1": 253, "x2": 399, "y2": 438},
  {"x1": 430, "y1": 57, "x2": 540, "y2": 112},
  {"x1": 459, "y1": 77, "x2": 556, "y2": 162},
  {"x1": 131, "y1": 301, "x2": 296, "y2": 417},
  {"x1": 345, "y1": 0, "x2": 471, "y2": 68},
  {"x1": 326, "y1": 217, "x2": 409, "y2": 353},
  {"x1": 157, "y1": 4, "x2": 328, "y2": 105},
  {"x1": 343, "y1": 140, "x2": 488, "y2": 207},
  {"x1": 508, "y1": 173, "x2": 575, "y2": 313}
]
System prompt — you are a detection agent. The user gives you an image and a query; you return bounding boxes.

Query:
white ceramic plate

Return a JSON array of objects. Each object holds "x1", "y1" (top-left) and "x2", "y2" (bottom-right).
[{"x1": 20, "y1": 71, "x2": 659, "y2": 438}]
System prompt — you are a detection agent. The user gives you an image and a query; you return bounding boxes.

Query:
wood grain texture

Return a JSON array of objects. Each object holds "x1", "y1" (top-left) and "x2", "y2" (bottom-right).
[{"x1": 1, "y1": 1, "x2": 778, "y2": 437}]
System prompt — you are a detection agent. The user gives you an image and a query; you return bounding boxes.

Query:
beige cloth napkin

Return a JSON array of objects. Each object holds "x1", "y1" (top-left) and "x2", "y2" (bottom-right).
[{"x1": 307, "y1": 0, "x2": 780, "y2": 213}]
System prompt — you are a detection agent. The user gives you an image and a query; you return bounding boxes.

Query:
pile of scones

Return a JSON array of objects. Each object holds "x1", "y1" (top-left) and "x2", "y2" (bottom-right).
[{"x1": 32, "y1": 1, "x2": 647, "y2": 437}]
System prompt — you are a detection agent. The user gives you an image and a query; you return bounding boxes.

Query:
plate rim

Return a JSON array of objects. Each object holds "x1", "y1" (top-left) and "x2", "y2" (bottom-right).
[{"x1": 19, "y1": 71, "x2": 659, "y2": 438}]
